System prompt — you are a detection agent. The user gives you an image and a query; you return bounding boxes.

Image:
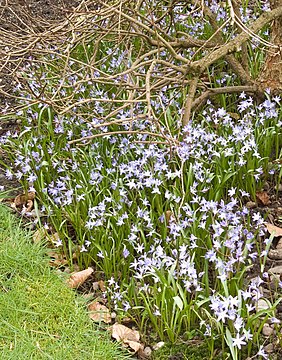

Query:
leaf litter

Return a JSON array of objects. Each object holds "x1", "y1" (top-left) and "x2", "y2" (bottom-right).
[
  {"x1": 110, "y1": 323, "x2": 144, "y2": 353},
  {"x1": 66, "y1": 267, "x2": 94, "y2": 288}
]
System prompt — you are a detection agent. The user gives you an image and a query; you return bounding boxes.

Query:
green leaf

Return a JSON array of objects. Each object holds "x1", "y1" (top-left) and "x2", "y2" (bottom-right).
[{"x1": 173, "y1": 296, "x2": 183, "y2": 311}]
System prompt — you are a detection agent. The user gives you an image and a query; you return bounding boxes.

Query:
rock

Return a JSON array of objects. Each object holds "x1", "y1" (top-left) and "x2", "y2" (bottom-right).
[
  {"x1": 268, "y1": 266, "x2": 282, "y2": 274},
  {"x1": 138, "y1": 347, "x2": 152, "y2": 358},
  {"x1": 264, "y1": 343, "x2": 274, "y2": 353},
  {"x1": 152, "y1": 342, "x2": 165, "y2": 351},
  {"x1": 277, "y1": 238, "x2": 282, "y2": 249},
  {"x1": 268, "y1": 249, "x2": 282, "y2": 260},
  {"x1": 256, "y1": 299, "x2": 270, "y2": 312},
  {"x1": 92, "y1": 281, "x2": 100, "y2": 291},
  {"x1": 246, "y1": 201, "x2": 257, "y2": 209},
  {"x1": 278, "y1": 184, "x2": 282, "y2": 192},
  {"x1": 262, "y1": 323, "x2": 274, "y2": 336}
]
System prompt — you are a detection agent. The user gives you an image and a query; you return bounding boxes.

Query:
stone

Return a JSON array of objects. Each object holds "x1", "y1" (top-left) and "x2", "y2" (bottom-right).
[
  {"x1": 138, "y1": 347, "x2": 152, "y2": 359},
  {"x1": 276, "y1": 238, "x2": 282, "y2": 249},
  {"x1": 262, "y1": 323, "x2": 274, "y2": 336},
  {"x1": 268, "y1": 266, "x2": 282, "y2": 275},
  {"x1": 152, "y1": 342, "x2": 165, "y2": 351},
  {"x1": 246, "y1": 201, "x2": 257, "y2": 209},
  {"x1": 256, "y1": 299, "x2": 270, "y2": 312},
  {"x1": 268, "y1": 249, "x2": 282, "y2": 260},
  {"x1": 264, "y1": 343, "x2": 274, "y2": 353},
  {"x1": 143, "y1": 347, "x2": 152, "y2": 357}
]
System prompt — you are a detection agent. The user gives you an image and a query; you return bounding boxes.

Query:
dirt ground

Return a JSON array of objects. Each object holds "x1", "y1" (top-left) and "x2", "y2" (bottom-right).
[
  {"x1": 0, "y1": 0, "x2": 79, "y2": 192},
  {"x1": 0, "y1": 0, "x2": 79, "y2": 112}
]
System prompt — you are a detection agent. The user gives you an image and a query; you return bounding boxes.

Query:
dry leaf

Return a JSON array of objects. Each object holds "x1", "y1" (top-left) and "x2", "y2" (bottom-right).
[
  {"x1": 165, "y1": 210, "x2": 176, "y2": 224},
  {"x1": 266, "y1": 223, "x2": 282, "y2": 237},
  {"x1": 124, "y1": 340, "x2": 143, "y2": 352},
  {"x1": 256, "y1": 191, "x2": 270, "y2": 206},
  {"x1": 110, "y1": 323, "x2": 142, "y2": 353},
  {"x1": 14, "y1": 192, "x2": 35, "y2": 206},
  {"x1": 67, "y1": 267, "x2": 93, "y2": 288},
  {"x1": 111, "y1": 323, "x2": 140, "y2": 342},
  {"x1": 88, "y1": 301, "x2": 111, "y2": 323},
  {"x1": 48, "y1": 251, "x2": 68, "y2": 267},
  {"x1": 228, "y1": 112, "x2": 240, "y2": 120},
  {"x1": 98, "y1": 280, "x2": 106, "y2": 292},
  {"x1": 23, "y1": 199, "x2": 33, "y2": 213},
  {"x1": 32, "y1": 227, "x2": 47, "y2": 244},
  {"x1": 48, "y1": 232, "x2": 60, "y2": 243}
]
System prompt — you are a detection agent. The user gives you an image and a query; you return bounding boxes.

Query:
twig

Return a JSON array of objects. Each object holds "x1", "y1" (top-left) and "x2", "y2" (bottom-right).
[
  {"x1": 182, "y1": 76, "x2": 199, "y2": 126},
  {"x1": 68, "y1": 130, "x2": 175, "y2": 145},
  {"x1": 191, "y1": 85, "x2": 258, "y2": 110},
  {"x1": 193, "y1": 6, "x2": 282, "y2": 72}
]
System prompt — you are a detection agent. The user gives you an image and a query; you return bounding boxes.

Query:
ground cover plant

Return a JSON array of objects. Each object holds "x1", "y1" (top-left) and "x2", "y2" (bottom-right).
[
  {"x1": 0, "y1": 205, "x2": 129, "y2": 360},
  {"x1": 1, "y1": 0, "x2": 282, "y2": 359}
]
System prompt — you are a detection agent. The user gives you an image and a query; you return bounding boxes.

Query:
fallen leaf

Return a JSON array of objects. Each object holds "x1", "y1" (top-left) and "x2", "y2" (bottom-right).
[
  {"x1": 111, "y1": 323, "x2": 140, "y2": 342},
  {"x1": 165, "y1": 210, "x2": 173, "y2": 223},
  {"x1": 165, "y1": 210, "x2": 176, "y2": 224},
  {"x1": 88, "y1": 301, "x2": 111, "y2": 323},
  {"x1": 14, "y1": 192, "x2": 35, "y2": 207},
  {"x1": 47, "y1": 232, "x2": 62, "y2": 246},
  {"x1": 22, "y1": 199, "x2": 33, "y2": 214},
  {"x1": 48, "y1": 251, "x2": 68, "y2": 267},
  {"x1": 124, "y1": 339, "x2": 142, "y2": 352},
  {"x1": 110, "y1": 323, "x2": 142, "y2": 353},
  {"x1": 228, "y1": 112, "x2": 240, "y2": 120},
  {"x1": 256, "y1": 191, "x2": 270, "y2": 206},
  {"x1": 67, "y1": 267, "x2": 93, "y2": 288},
  {"x1": 266, "y1": 223, "x2": 282, "y2": 237},
  {"x1": 33, "y1": 227, "x2": 47, "y2": 244},
  {"x1": 98, "y1": 280, "x2": 106, "y2": 292}
]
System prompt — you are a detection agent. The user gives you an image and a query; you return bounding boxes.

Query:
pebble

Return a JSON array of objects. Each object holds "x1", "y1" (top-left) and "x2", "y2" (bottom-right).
[
  {"x1": 92, "y1": 282, "x2": 100, "y2": 291},
  {"x1": 246, "y1": 201, "x2": 257, "y2": 209},
  {"x1": 138, "y1": 347, "x2": 152, "y2": 359},
  {"x1": 143, "y1": 347, "x2": 152, "y2": 357},
  {"x1": 262, "y1": 323, "x2": 274, "y2": 336},
  {"x1": 264, "y1": 343, "x2": 274, "y2": 353},
  {"x1": 263, "y1": 182, "x2": 270, "y2": 191},
  {"x1": 152, "y1": 342, "x2": 165, "y2": 351},
  {"x1": 268, "y1": 249, "x2": 282, "y2": 260},
  {"x1": 276, "y1": 238, "x2": 282, "y2": 249},
  {"x1": 268, "y1": 266, "x2": 282, "y2": 275},
  {"x1": 256, "y1": 299, "x2": 270, "y2": 312}
]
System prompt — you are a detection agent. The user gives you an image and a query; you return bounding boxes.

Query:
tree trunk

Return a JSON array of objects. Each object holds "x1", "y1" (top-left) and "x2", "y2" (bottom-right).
[{"x1": 258, "y1": 0, "x2": 282, "y2": 93}]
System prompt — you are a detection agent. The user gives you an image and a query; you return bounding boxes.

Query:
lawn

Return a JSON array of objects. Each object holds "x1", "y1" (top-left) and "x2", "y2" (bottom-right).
[{"x1": 0, "y1": 205, "x2": 129, "y2": 360}]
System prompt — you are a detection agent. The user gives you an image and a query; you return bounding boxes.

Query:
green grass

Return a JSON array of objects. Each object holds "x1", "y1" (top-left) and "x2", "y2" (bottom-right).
[
  {"x1": 151, "y1": 341, "x2": 227, "y2": 360},
  {"x1": 0, "y1": 205, "x2": 130, "y2": 360}
]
